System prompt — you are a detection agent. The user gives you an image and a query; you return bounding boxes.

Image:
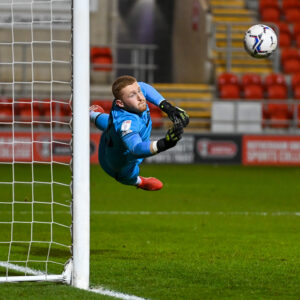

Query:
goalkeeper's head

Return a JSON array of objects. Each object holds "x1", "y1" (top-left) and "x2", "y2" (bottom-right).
[{"x1": 112, "y1": 75, "x2": 147, "y2": 114}]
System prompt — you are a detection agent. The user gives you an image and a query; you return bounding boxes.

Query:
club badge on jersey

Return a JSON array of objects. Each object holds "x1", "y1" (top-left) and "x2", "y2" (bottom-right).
[{"x1": 121, "y1": 120, "x2": 132, "y2": 136}]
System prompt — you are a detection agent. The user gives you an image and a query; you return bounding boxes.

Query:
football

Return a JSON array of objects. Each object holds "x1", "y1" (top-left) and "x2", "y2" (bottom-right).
[{"x1": 244, "y1": 24, "x2": 278, "y2": 58}]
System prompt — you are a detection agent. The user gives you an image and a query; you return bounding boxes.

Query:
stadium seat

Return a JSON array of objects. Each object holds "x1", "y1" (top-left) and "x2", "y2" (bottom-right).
[
  {"x1": 281, "y1": 48, "x2": 300, "y2": 73},
  {"x1": 259, "y1": 0, "x2": 280, "y2": 14},
  {"x1": 267, "y1": 104, "x2": 291, "y2": 128},
  {"x1": 90, "y1": 47, "x2": 113, "y2": 71},
  {"x1": 147, "y1": 103, "x2": 163, "y2": 128},
  {"x1": 261, "y1": 7, "x2": 281, "y2": 22},
  {"x1": 241, "y1": 73, "x2": 262, "y2": 86},
  {"x1": 217, "y1": 72, "x2": 239, "y2": 88},
  {"x1": 282, "y1": 0, "x2": 300, "y2": 10},
  {"x1": 241, "y1": 74, "x2": 264, "y2": 100},
  {"x1": 274, "y1": 22, "x2": 292, "y2": 47},
  {"x1": 284, "y1": 8, "x2": 300, "y2": 23},
  {"x1": 219, "y1": 84, "x2": 240, "y2": 99},
  {"x1": 92, "y1": 100, "x2": 112, "y2": 113},
  {"x1": 291, "y1": 73, "x2": 300, "y2": 91},
  {"x1": 264, "y1": 73, "x2": 287, "y2": 88},
  {"x1": 267, "y1": 84, "x2": 288, "y2": 99},
  {"x1": 243, "y1": 85, "x2": 264, "y2": 99},
  {"x1": 292, "y1": 23, "x2": 300, "y2": 47}
]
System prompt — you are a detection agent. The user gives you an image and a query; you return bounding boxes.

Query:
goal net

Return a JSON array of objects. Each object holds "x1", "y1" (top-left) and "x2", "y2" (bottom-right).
[{"x1": 0, "y1": 0, "x2": 90, "y2": 288}]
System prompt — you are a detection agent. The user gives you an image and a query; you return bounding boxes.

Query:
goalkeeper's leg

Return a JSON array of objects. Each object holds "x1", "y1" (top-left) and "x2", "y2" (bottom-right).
[{"x1": 116, "y1": 162, "x2": 163, "y2": 191}]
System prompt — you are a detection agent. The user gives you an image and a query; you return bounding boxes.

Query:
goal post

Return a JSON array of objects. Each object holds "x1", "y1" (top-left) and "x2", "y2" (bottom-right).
[
  {"x1": 0, "y1": 0, "x2": 90, "y2": 289},
  {"x1": 72, "y1": 0, "x2": 90, "y2": 290}
]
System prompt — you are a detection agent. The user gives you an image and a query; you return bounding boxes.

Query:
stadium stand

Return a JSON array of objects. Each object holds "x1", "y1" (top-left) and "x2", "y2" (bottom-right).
[{"x1": 90, "y1": 47, "x2": 113, "y2": 71}]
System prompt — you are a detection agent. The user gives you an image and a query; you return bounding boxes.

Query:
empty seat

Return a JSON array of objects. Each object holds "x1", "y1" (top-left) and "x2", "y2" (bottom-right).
[
  {"x1": 90, "y1": 47, "x2": 113, "y2": 71},
  {"x1": 282, "y1": 0, "x2": 300, "y2": 10},
  {"x1": 92, "y1": 100, "x2": 112, "y2": 113},
  {"x1": 284, "y1": 8, "x2": 300, "y2": 23},
  {"x1": 259, "y1": 0, "x2": 280, "y2": 13},
  {"x1": 261, "y1": 7, "x2": 281, "y2": 22},
  {"x1": 219, "y1": 84, "x2": 240, "y2": 99},
  {"x1": 217, "y1": 72, "x2": 239, "y2": 89},
  {"x1": 291, "y1": 73, "x2": 300, "y2": 90},
  {"x1": 264, "y1": 73, "x2": 287, "y2": 88},
  {"x1": 281, "y1": 48, "x2": 300, "y2": 73},
  {"x1": 241, "y1": 74, "x2": 264, "y2": 99},
  {"x1": 267, "y1": 85, "x2": 288, "y2": 99},
  {"x1": 241, "y1": 73, "x2": 262, "y2": 86},
  {"x1": 244, "y1": 85, "x2": 264, "y2": 99}
]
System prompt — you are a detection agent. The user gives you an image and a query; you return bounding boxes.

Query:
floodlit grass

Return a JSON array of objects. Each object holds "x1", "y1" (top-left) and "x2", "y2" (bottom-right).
[{"x1": 0, "y1": 164, "x2": 300, "y2": 299}]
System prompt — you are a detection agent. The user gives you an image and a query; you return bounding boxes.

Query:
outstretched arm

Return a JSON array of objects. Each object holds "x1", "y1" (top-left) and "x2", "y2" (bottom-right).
[
  {"x1": 138, "y1": 82, "x2": 189, "y2": 128},
  {"x1": 89, "y1": 105, "x2": 109, "y2": 131},
  {"x1": 122, "y1": 124, "x2": 183, "y2": 158}
]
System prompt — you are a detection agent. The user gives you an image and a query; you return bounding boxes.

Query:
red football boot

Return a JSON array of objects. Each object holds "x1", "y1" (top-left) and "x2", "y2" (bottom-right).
[{"x1": 137, "y1": 176, "x2": 163, "y2": 191}]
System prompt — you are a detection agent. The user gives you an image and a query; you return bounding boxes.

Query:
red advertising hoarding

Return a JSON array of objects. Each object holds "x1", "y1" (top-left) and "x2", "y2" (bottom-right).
[
  {"x1": 0, "y1": 131, "x2": 101, "y2": 164},
  {"x1": 242, "y1": 135, "x2": 300, "y2": 165}
]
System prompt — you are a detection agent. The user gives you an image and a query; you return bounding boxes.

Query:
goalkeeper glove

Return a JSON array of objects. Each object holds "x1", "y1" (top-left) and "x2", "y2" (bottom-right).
[
  {"x1": 159, "y1": 100, "x2": 189, "y2": 127},
  {"x1": 156, "y1": 123, "x2": 183, "y2": 153},
  {"x1": 89, "y1": 104, "x2": 105, "y2": 123}
]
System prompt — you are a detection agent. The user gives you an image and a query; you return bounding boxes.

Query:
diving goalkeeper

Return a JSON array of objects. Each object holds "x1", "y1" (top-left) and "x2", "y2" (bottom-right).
[{"x1": 90, "y1": 75, "x2": 189, "y2": 191}]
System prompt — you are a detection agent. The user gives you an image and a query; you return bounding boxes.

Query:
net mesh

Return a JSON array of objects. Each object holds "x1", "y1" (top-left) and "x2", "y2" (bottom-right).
[{"x1": 0, "y1": 0, "x2": 73, "y2": 278}]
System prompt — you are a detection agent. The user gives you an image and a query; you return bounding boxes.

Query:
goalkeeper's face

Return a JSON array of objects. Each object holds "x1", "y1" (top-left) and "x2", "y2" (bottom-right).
[{"x1": 116, "y1": 81, "x2": 147, "y2": 114}]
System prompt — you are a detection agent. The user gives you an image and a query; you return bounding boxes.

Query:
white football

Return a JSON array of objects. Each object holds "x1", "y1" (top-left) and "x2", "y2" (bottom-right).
[{"x1": 244, "y1": 24, "x2": 278, "y2": 58}]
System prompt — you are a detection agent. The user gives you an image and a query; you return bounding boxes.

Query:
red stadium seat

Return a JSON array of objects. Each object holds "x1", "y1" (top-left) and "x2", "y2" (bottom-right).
[
  {"x1": 147, "y1": 103, "x2": 163, "y2": 128},
  {"x1": 219, "y1": 84, "x2": 240, "y2": 99},
  {"x1": 293, "y1": 22, "x2": 300, "y2": 36},
  {"x1": 241, "y1": 73, "x2": 262, "y2": 86},
  {"x1": 267, "y1": 103, "x2": 291, "y2": 128},
  {"x1": 264, "y1": 73, "x2": 287, "y2": 88},
  {"x1": 267, "y1": 85, "x2": 288, "y2": 99},
  {"x1": 282, "y1": 0, "x2": 300, "y2": 10},
  {"x1": 217, "y1": 72, "x2": 239, "y2": 89},
  {"x1": 243, "y1": 85, "x2": 264, "y2": 100},
  {"x1": 293, "y1": 86, "x2": 300, "y2": 99},
  {"x1": 281, "y1": 48, "x2": 300, "y2": 73},
  {"x1": 281, "y1": 47, "x2": 300, "y2": 63},
  {"x1": 284, "y1": 8, "x2": 300, "y2": 23},
  {"x1": 259, "y1": 0, "x2": 280, "y2": 14},
  {"x1": 92, "y1": 100, "x2": 112, "y2": 113},
  {"x1": 291, "y1": 73, "x2": 300, "y2": 91},
  {"x1": 261, "y1": 7, "x2": 281, "y2": 22},
  {"x1": 90, "y1": 47, "x2": 113, "y2": 71},
  {"x1": 283, "y1": 58, "x2": 300, "y2": 74}
]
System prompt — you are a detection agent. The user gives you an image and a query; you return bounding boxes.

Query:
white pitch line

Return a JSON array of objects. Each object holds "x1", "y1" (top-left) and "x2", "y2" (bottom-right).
[
  {"x1": 1, "y1": 210, "x2": 300, "y2": 217},
  {"x1": 0, "y1": 261, "x2": 44, "y2": 275},
  {"x1": 0, "y1": 262, "x2": 149, "y2": 300},
  {"x1": 90, "y1": 287, "x2": 149, "y2": 300},
  {"x1": 91, "y1": 211, "x2": 300, "y2": 216}
]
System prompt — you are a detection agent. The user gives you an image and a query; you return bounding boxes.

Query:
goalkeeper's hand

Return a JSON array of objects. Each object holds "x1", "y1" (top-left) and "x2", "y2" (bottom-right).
[
  {"x1": 156, "y1": 123, "x2": 184, "y2": 153},
  {"x1": 159, "y1": 100, "x2": 189, "y2": 128}
]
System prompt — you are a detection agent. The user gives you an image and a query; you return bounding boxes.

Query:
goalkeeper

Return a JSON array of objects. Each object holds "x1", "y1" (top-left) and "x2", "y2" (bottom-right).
[{"x1": 90, "y1": 75, "x2": 189, "y2": 191}]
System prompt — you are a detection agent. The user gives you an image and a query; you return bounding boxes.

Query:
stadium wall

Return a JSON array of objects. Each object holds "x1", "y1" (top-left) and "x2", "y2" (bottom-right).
[
  {"x1": 2, "y1": 132, "x2": 300, "y2": 166},
  {"x1": 172, "y1": 0, "x2": 210, "y2": 83}
]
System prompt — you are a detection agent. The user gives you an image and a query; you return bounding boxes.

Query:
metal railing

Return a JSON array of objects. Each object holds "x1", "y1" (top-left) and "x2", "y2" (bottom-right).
[
  {"x1": 211, "y1": 22, "x2": 281, "y2": 73},
  {"x1": 91, "y1": 43, "x2": 158, "y2": 83}
]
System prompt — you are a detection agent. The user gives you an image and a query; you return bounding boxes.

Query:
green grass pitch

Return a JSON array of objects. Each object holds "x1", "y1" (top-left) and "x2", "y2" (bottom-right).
[{"x1": 0, "y1": 164, "x2": 300, "y2": 299}]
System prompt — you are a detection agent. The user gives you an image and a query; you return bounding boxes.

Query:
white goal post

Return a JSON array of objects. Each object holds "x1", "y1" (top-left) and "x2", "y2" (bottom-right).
[{"x1": 0, "y1": 0, "x2": 90, "y2": 289}]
